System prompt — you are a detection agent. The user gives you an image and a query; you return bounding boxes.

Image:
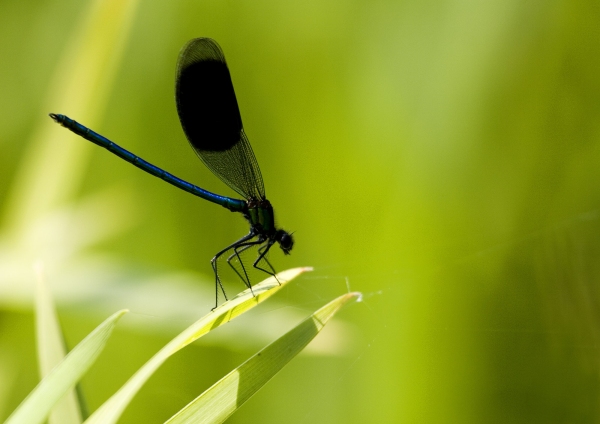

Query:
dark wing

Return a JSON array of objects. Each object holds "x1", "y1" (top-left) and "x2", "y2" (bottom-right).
[{"x1": 175, "y1": 38, "x2": 265, "y2": 200}]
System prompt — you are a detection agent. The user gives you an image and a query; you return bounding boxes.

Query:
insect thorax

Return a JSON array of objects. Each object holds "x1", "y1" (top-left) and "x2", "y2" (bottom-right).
[{"x1": 246, "y1": 197, "x2": 275, "y2": 234}]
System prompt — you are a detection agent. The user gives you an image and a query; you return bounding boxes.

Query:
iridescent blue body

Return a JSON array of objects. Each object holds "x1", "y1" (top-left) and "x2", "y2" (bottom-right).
[
  {"x1": 50, "y1": 114, "x2": 246, "y2": 212},
  {"x1": 49, "y1": 38, "x2": 294, "y2": 308}
]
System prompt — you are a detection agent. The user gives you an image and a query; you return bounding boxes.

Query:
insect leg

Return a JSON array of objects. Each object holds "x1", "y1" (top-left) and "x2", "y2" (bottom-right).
[
  {"x1": 211, "y1": 231, "x2": 255, "y2": 309},
  {"x1": 227, "y1": 240, "x2": 261, "y2": 289},
  {"x1": 257, "y1": 243, "x2": 277, "y2": 275},
  {"x1": 253, "y1": 240, "x2": 281, "y2": 284}
]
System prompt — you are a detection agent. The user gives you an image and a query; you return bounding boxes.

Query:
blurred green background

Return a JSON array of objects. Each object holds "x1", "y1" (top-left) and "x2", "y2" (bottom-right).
[{"x1": 1, "y1": 0, "x2": 600, "y2": 422}]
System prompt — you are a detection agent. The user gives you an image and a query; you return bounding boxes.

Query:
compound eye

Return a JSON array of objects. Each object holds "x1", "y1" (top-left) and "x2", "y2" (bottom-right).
[{"x1": 278, "y1": 232, "x2": 294, "y2": 253}]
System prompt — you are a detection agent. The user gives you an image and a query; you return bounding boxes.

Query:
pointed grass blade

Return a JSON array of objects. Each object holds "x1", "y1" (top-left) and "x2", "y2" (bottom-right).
[
  {"x1": 165, "y1": 291, "x2": 362, "y2": 424},
  {"x1": 34, "y1": 264, "x2": 83, "y2": 424},
  {"x1": 84, "y1": 267, "x2": 311, "y2": 424},
  {"x1": 5, "y1": 310, "x2": 128, "y2": 424},
  {"x1": 3, "y1": 0, "x2": 140, "y2": 237}
]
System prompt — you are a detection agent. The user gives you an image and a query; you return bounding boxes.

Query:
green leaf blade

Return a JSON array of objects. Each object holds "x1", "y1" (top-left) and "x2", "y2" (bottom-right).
[
  {"x1": 5, "y1": 309, "x2": 127, "y2": 424},
  {"x1": 85, "y1": 267, "x2": 311, "y2": 424},
  {"x1": 165, "y1": 291, "x2": 361, "y2": 424},
  {"x1": 35, "y1": 265, "x2": 83, "y2": 424}
]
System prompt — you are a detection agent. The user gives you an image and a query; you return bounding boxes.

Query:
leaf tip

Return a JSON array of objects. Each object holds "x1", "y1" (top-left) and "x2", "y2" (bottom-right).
[
  {"x1": 114, "y1": 309, "x2": 129, "y2": 320},
  {"x1": 347, "y1": 291, "x2": 363, "y2": 303}
]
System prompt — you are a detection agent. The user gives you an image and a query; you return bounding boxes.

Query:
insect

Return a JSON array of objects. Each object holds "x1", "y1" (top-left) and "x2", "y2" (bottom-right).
[{"x1": 50, "y1": 38, "x2": 293, "y2": 308}]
